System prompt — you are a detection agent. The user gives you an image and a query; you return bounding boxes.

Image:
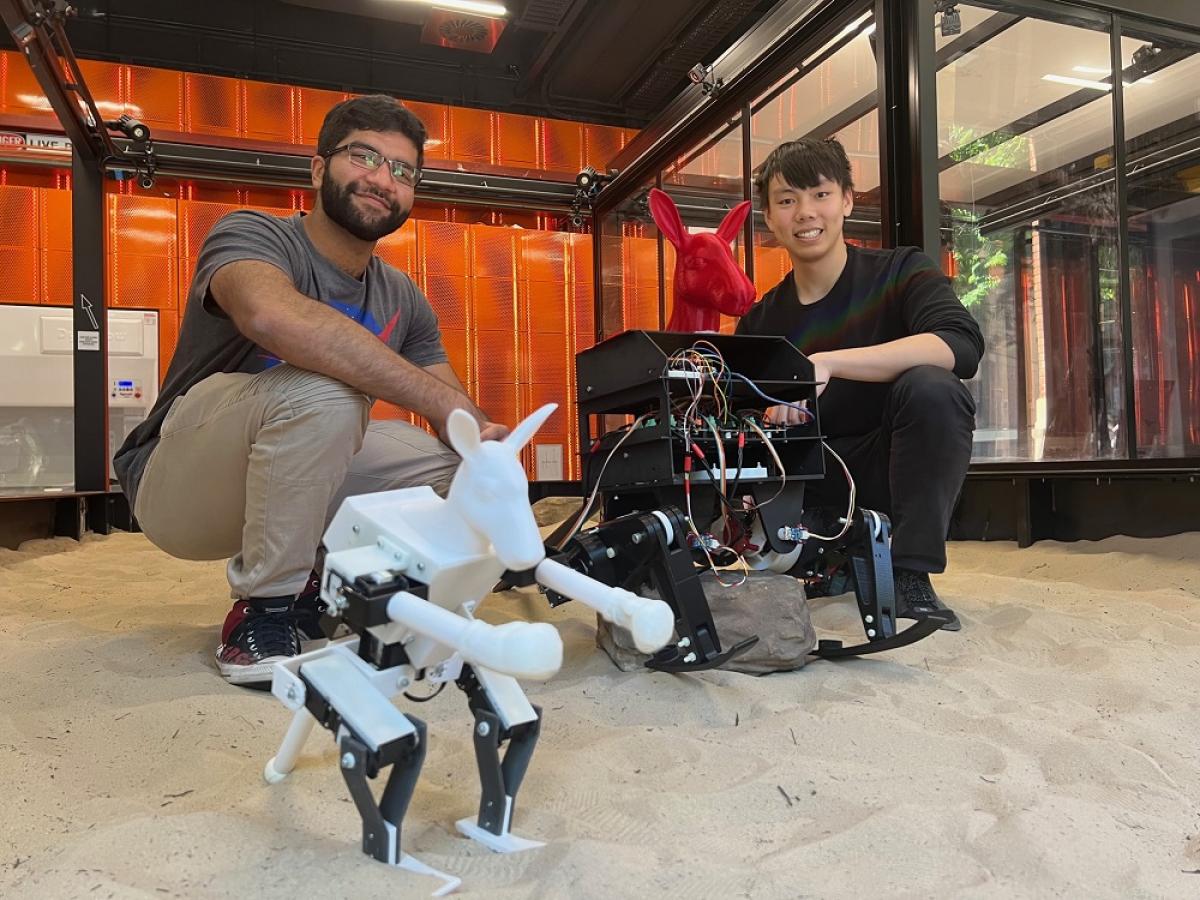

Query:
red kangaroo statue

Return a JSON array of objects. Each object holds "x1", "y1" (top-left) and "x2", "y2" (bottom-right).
[{"x1": 648, "y1": 187, "x2": 757, "y2": 333}]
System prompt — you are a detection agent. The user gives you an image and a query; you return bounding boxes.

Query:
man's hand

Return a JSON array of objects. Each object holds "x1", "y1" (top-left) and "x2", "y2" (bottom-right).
[
  {"x1": 798, "y1": 337, "x2": 954, "y2": 387},
  {"x1": 764, "y1": 400, "x2": 809, "y2": 427},
  {"x1": 427, "y1": 406, "x2": 499, "y2": 441},
  {"x1": 766, "y1": 337, "x2": 958, "y2": 425},
  {"x1": 422, "y1": 362, "x2": 508, "y2": 443},
  {"x1": 479, "y1": 422, "x2": 510, "y2": 442},
  {"x1": 428, "y1": 403, "x2": 510, "y2": 444},
  {"x1": 764, "y1": 353, "x2": 830, "y2": 426}
]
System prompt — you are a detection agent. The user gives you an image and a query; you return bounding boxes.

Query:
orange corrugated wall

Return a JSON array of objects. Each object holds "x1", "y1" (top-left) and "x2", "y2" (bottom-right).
[
  {"x1": 0, "y1": 51, "x2": 637, "y2": 176},
  {"x1": 0, "y1": 182, "x2": 597, "y2": 480},
  {"x1": 0, "y1": 52, "x2": 641, "y2": 480}
]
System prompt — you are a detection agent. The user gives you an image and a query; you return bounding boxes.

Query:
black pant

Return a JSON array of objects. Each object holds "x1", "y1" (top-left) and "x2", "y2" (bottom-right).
[{"x1": 803, "y1": 366, "x2": 976, "y2": 573}]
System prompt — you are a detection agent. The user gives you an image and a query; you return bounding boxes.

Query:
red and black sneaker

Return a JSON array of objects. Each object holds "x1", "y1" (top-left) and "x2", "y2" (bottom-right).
[
  {"x1": 292, "y1": 568, "x2": 329, "y2": 642},
  {"x1": 215, "y1": 598, "x2": 302, "y2": 689}
]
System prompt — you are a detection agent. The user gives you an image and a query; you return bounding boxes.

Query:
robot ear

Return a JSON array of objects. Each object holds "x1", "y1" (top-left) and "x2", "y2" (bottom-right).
[
  {"x1": 648, "y1": 188, "x2": 686, "y2": 248},
  {"x1": 716, "y1": 200, "x2": 752, "y2": 244},
  {"x1": 505, "y1": 403, "x2": 557, "y2": 452},
  {"x1": 445, "y1": 408, "x2": 482, "y2": 457}
]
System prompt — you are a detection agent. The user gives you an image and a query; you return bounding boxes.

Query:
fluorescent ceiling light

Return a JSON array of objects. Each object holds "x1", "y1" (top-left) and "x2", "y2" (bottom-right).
[
  {"x1": 842, "y1": 10, "x2": 873, "y2": 37},
  {"x1": 390, "y1": 0, "x2": 508, "y2": 16},
  {"x1": 1043, "y1": 74, "x2": 1111, "y2": 90},
  {"x1": 1070, "y1": 66, "x2": 1154, "y2": 84},
  {"x1": 1044, "y1": 73, "x2": 1153, "y2": 90}
]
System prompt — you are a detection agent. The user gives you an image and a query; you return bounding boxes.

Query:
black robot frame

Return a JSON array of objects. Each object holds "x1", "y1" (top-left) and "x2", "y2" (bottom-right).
[
  {"x1": 532, "y1": 331, "x2": 947, "y2": 670},
  {"x1": 308, "y1": 331, "x2": 950, "y2": 870}
]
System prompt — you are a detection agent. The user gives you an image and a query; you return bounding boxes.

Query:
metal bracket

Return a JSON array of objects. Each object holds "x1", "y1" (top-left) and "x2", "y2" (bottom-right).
[
  {"x1": 455, "y1": 665, "x2": 543, "y2": 851},
  {"x1": 336, "y1": 724, "x2": 460, "y2": 895},
  {"x1": 338, "y1": 725, "x2": 426, "y2": 865}
]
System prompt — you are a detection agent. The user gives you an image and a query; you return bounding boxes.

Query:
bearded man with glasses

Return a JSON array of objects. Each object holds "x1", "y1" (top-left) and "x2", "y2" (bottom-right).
[{"x1": 114, "y1": 95, "x2": 507, "y2": 688}]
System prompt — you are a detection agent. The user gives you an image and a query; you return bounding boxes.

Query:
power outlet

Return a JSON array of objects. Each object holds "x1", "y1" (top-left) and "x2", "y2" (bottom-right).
[
  {"x1": 535, "y1": 443, "x2": 564, "y2": 481},
  {"x1": 39, "y1": 315, "x2": 73, "y2": 354}
]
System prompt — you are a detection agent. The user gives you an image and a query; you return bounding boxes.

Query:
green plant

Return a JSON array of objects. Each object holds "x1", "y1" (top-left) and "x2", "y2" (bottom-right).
[
  {"x1": 948, "y1": 206, "x2": 1008, "y2": 311},
  {"x1": 942, "y1": 126, "x2": 1028, "y2": 310}
]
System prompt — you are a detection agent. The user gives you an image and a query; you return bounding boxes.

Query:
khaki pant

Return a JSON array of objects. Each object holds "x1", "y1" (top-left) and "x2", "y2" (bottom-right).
[{"x1": 134, "y1": 365, "x2": 460, "y2": 599}]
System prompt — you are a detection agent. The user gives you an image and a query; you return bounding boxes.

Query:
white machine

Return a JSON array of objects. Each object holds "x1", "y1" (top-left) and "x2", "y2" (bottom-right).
[
  {"x1": 262, "y1": 404, "x2": 675, "y2": 896},
  {"x1": 0, "y1": 304, "x2": 159, "y2": 490}
]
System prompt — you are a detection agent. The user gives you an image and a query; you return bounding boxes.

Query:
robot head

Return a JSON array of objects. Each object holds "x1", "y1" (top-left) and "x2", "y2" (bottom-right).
[
  {"x1": 444, "y1": 404, "x2": 557, "y2": 571},
  {"x1": 648, "y1": 188, "x2": 756, "y2": 332}
]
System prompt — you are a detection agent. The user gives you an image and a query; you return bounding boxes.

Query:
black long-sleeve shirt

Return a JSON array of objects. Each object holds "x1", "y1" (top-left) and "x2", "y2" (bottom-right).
[{"x1": 735, "y1": 244, "x2": 984, "y2": 437}]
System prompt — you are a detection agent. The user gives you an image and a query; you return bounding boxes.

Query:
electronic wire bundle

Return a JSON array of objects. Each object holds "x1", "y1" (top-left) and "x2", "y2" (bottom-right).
[{"x1": 569, "y1": 338, "x2": 855, "y2": 588}]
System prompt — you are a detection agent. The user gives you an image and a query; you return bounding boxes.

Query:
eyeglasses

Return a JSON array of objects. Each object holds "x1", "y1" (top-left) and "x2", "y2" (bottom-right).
[{"x1": 322, "y1": 142, "x2": 422, "y2": 188}]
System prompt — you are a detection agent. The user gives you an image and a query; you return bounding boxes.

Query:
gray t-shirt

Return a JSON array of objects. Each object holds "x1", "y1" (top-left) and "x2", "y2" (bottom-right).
[{"x1": 113, "y1": 210, "x2": 448, "y2": 507}]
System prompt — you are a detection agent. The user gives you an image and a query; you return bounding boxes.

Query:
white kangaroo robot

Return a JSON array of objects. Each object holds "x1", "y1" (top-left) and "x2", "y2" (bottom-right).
[{"x1": 262, "y1": 403, "x2": 675, "y2": 895}]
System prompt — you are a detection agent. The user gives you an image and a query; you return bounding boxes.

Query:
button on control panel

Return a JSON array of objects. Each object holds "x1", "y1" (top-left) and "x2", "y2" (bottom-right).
[{"x1": 111, "y1": 378, "x2": 143, "y2": 400}]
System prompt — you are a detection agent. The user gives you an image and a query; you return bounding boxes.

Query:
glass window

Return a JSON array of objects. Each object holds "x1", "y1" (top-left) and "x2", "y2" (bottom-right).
[
  {"x1": 748, "y1": 11, "x2": 882, "y2": 297},
  {"x1": 598, "y1": 174, "x2": 661, "y2": 338},
  {"x1": 1121, "y1": 27, "x2": 1200, "y2": 458},
  {"x1": 937, "y1": 6, "x2": 1126, "y2": 461}
]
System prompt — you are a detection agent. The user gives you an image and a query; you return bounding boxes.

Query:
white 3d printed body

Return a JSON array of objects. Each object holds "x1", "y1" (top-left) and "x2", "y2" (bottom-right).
[{"x1": 262, "y1": 403, "x2": 674, "y2": 895}]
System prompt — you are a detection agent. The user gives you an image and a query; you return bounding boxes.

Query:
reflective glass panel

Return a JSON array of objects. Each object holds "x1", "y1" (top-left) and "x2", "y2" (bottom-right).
[
  {"x1": 1121, "y1": 27, "x2": 1200, "y2": 458},
  {"x1": 937, "y1": 6, "x2": 1125, "y2": 461},
  {"x1": 748, "y1": 13, "x2": 882, "y2": 297},
  {"x1": 598, "y1": 174, "x2": 661, "y2": 337}
]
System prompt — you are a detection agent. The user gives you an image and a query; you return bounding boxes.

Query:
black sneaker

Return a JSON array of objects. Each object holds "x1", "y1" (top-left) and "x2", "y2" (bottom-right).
[
  {"x1": 215, "y1": 598, "x2": 302, "y2": 689},
  {"x1": 894, "y1": 569, "x2": 961, "y2": 632},
  {"x1": 292, "y1": 568, "x2": 329, "y2": 642}
]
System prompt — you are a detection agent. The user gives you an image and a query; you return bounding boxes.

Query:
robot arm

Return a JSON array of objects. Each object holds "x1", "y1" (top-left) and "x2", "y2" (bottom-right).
[
  {"x1": 533, "y1": 557, "x2": 674, "y2": 654},
  {"x1": 385, "y1": 590, "x2": 563, "y2": 682},
  {"x1": 538, "y1": 506, "x2": 759, "y2": 671}
]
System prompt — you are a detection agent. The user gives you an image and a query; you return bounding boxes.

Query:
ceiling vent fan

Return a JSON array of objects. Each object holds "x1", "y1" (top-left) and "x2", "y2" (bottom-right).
[{"x1": 421, "y1": 9, "x2": 507, "y2": 53}]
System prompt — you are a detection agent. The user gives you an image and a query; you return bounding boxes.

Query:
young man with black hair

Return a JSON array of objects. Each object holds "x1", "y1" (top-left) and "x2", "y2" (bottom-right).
[
  {"x1": 735, "y1": 137, "x2": 984, "y2": 630},
  {"x1": 114, "y1": 95, "x2": 506, "y2": 687}
]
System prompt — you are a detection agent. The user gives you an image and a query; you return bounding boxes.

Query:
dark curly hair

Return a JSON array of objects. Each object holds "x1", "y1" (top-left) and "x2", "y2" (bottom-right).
[{"x1": 316, "y1": 94, "x2": 428, "y2": 169}]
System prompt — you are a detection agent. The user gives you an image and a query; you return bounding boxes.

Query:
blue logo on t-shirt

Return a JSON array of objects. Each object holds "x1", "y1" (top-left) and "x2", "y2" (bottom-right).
[{"x1": 257, "y1": 300, "x2": 383, "y2": 368}]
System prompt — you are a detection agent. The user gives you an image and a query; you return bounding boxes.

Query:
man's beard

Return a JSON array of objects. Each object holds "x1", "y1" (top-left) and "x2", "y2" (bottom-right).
[{"x1": 320, "y1": 176, "x2": 410, "y2": 241}]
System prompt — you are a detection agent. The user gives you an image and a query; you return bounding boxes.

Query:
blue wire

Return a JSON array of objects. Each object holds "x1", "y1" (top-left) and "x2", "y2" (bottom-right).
[{"x1": 727, "y1": 371, "x2": 816, "y2": 422}]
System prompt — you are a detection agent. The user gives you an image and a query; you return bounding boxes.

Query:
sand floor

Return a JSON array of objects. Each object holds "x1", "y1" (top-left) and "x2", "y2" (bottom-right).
[{"x1": 1, "y1": 529, "x2": 1198, "y2": 899}]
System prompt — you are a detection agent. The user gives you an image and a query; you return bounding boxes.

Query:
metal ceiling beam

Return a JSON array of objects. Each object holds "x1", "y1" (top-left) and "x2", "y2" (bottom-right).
[
  {"x1": 137, "y1": 141, "x2": 580, "y2": 210},
  {"x1": 935, "y1": 10, "x2": 1022, "y2": 68},
  {"x1": 61, "y1": 4, "x2": 637, "y2": 128},
  {"x1": 514, "y1": 0, "x2": 591, "y2": 96},
  {"x1": 619, "y1": 0, "x2": 764, "y2": 113},
  {"x1": 594, "y1": 0, "x2": 851, "y2": 214},
  {"x1": 0, "y1": 0, "x2": 112, "y2": 160},
  {"x1": 976, "y1": 126, "x2": 1200, "y2": 233},
  {"x1": 779, "y1": 12, "x2": 1021, "y2": 151}
]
